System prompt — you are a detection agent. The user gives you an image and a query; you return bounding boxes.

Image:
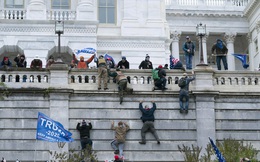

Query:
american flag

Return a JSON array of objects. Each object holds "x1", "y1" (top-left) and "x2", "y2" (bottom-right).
[
  {"x1": 209, "y1": 137, "x2": 226, "y2": 162},
  {"x1": 169, "y1": 55, "x2": 179, "y2": 69}
]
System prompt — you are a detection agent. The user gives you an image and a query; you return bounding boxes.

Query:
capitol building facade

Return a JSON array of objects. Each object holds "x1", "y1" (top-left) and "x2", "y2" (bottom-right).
[{"x1": 0, "y1": 0, "x2": 259, "y2": 70}]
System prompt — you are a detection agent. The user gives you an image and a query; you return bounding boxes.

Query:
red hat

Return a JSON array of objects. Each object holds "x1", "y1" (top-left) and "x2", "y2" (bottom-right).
[
  {"x1": 4, "y1": 57, "x2": 8, "y2": 61},
  {"x1": 158, "y1": 65, "x2": 163, "y2": 68},
  {"x1": 114, "y1": 155, "x2": 119, "y2": 160}
]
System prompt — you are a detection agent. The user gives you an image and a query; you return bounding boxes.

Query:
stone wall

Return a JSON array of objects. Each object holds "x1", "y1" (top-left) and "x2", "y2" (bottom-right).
[{"x1": 1, "y1": 66, "x2": 260, "y2": 161}]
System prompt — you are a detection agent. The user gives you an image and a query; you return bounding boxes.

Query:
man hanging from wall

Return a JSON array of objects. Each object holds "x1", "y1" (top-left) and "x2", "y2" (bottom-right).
[
  {"x1": 76, "y1": 119, "x2": 93, "y2": 151},
  {"x1": 110, "y1": 121, "x2": 130, "y2": 160},
  {"x1": 107, "y1": 68, "x2": 133, "y2": 104},
  {"x1": 138, "y1": 100, "x2": 160, "y2": 145},
  {"x1": 178, "y1": 71, "x2": 195, "y2": 114}
]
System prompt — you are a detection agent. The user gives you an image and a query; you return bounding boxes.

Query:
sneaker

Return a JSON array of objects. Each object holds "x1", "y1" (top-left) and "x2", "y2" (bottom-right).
[
  {"x1": 114, "y1": 150, "x2": 119, "y2": 154},
  {"x1": 98, "y1": 88, "x2": 101, "y2": 90},
  {"x1": 157, "y1": 141, "x2": 160, "y2": 144},
  {"x1": 104, "y1": 88, "x2": 109, "y2": 90},
  {"x1": 180, "y1": 109, "x2": 184, "y2": 113},
  {"x1": 120, "y1": 96, "x2": 123, "y2": 104},
  {"x1": 139, "y1": 141, "x2": 146, "y2": 144},
  {"x1": 184, "y1": 110, "x2": 188, "y2": 114}
]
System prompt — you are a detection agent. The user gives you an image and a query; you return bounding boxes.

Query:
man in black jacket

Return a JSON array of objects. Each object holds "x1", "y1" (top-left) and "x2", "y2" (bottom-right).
[
  {"x1": 138, "y1": 100, "x2": 160, "y2": 144},
  {"x1": 76, "y1": 119, "x2": 93, "y2": 150},
  {"x1": 154, "y1": 65, "x2": 167, "y2": 91}
]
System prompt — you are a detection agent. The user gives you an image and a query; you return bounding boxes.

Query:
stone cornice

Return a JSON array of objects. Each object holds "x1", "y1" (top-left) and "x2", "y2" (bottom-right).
[
  {"x1": 244, "y1": 0, "x2": 259, "y2": 17},
  {"x1": 97, "y1": 40, "x2": 165, "y2": 49},
  {"x1": 166, "y1": 11, "x2": 245, "y2": 18},
  {"x1": 0, "y1": 26, "x2": 96, "y2": 34}
]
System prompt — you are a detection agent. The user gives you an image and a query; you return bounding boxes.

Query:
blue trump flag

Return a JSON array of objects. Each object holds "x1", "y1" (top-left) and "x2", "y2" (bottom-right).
[
  {"x1": 36, "y1": 112, "x2": 74, "y2": 142},
  {"x1": 232, "y1": 54, "x2": 249, "y2": 69},
  {"x1": 209, "y1": 137, "x2": 226, "y2": 162},
  {"x1": 75, "y1": 47, "x2": 96, "y2": 55}
]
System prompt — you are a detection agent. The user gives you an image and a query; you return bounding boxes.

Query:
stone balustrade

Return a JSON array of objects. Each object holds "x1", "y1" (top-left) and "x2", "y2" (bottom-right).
[
  {"x1": 0, "y1": 9, "x2": 26, "y2": 19},
  {"x1": 46, "y1": 10, "x2": 76, "y2": 20},
  {"x1": 165, "y1": 0, "x2": 250, "y2": 8},
  {"x1": 1, "y1": 67, "x2": 260, "y2": 92}
]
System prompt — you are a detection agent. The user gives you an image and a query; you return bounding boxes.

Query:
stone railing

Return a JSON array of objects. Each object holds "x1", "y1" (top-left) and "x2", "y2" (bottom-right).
[
  {"x1": 46, "y1": 10, "x2": 76, "y2": 20},
  {"x1": 165, "y1": 0, "x2": 250, "y2": 7},
  {"x1": 0, "y1": 9, "x2": 26, "y2": 19},
  {"x1": 1, "y1": 67, "x2": 260, "y2": 92}
]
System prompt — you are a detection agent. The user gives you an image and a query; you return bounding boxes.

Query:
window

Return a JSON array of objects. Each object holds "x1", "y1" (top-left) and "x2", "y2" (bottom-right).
[
  {"x1": 5, "y1": 0, "x2": 24, "y2": 8},
  {"x1": 52, "y1": 0, "x2": 70, "y2": 9},
  {"x1": 98, "y1": 0, "x2": 116, "y2": 24}
]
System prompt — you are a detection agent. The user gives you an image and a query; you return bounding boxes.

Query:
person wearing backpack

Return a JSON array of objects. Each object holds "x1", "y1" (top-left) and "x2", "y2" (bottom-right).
[
  {"x1": 178, "y1": 71, "x2": 195, "y2": 114},
  {"x1": 153, "y1": 65, "x2": 167, "y2": 91},
  {"x1": 182, "y1": 36, "x2": 195, "y2": 70}
]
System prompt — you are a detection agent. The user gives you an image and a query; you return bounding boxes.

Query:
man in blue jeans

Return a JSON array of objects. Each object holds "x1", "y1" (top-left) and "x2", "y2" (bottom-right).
[
  {"x1": 179, "y1": 72, "x2": 195, "y2": 114},
  {"x1": 182, "y1": 36, "x2": 195, "y2": 70},
  {"x1": 211, "y1": 39, "x2": 228, "y2": 70},
  {"x1": 111, "y1": 121, "x2": 130, "y2": 159}
]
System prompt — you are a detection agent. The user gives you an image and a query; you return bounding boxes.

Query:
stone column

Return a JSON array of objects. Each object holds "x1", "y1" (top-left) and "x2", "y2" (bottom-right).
[
  {"x1": 170, "y1": 31, "x2": 181, "y2": 59},
  {"x1": 26, "y1": 0, "x2": 46, "y2": 20},
  {"x1": 224, "y1": 32, "x2": 236, "y2": 71},
  {"x1": 256, "y1": 22, "x2": 260, "y2": 69},
  {"x1": 76, "y1": 0, "x2": 96, "y2": 21},
  {"x1": 193, "y1": 68, "x2": 217, "y2": 155},
  {"x1": 48, "y1": 64, "x2": 71, "y2": 159},
  {"x1": 247, "y1": 32, "x2": 254, "y2": 71},
  {"x1": 202, "y1": 35, "x2": 208, "y2": 64}
]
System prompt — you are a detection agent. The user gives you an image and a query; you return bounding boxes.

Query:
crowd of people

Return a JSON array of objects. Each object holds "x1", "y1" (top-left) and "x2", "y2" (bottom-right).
[{"x1": 0, "y1": 36, "x2": 229, "y2": 71}]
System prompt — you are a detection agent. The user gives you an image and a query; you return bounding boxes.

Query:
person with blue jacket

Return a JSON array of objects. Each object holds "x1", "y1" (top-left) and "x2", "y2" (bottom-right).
[{"x1": 138, "y1": 100, "x2": 160, "y2": 145}]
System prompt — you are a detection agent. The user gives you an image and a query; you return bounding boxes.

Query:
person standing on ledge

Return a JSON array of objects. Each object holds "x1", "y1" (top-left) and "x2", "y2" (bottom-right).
[
  {"x1": 211, "y1": 39, "x2": 228, "y2": 70},
  {"x1": 139, "y1": 54, "x2": 153, "y2": 69},
  {"x1": 138, "y1": 100, "x2": 160, "y2": 145},
  {"x1": 182, "y1": 36, "x2": 195, "y2": 70}
]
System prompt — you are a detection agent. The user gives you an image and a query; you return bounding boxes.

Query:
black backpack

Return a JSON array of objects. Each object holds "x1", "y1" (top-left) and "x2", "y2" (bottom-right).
[{"x1": 178, "y1": 77, "x2": 187, "y2": 88}]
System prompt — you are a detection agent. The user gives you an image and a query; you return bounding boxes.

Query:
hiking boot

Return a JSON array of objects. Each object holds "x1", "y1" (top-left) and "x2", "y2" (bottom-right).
[
  {"x1": 114, "y1": 150, "x2": 119, "y2": 154},
  {"x1": 139, "y1": 141, "x2": 146, "y2": 144},
  {"x1": 120, "y1": 96, "x2": 123, "y2": 104}
]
